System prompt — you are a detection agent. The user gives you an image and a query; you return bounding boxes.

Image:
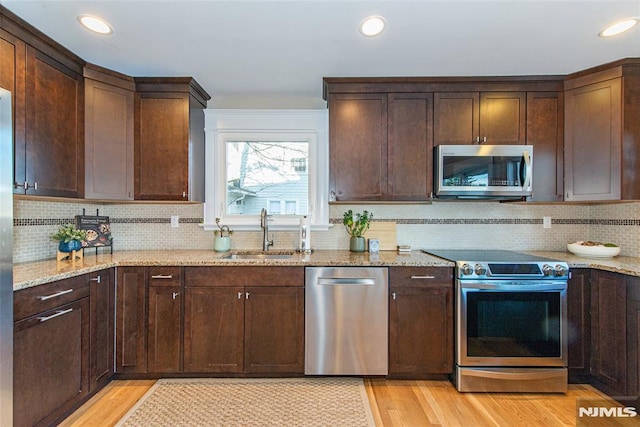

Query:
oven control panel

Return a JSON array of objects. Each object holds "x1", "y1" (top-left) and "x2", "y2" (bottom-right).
[{"x1": 456, "y1": 261, "x2": 569, "y2": 280}]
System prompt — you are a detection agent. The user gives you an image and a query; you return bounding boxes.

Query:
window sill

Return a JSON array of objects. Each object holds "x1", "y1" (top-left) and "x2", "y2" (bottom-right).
[{"x1": 200, "y1": 223, "x2": 333, "y2": 232}]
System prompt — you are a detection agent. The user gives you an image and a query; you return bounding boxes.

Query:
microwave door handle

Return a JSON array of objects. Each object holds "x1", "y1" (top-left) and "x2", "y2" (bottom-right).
[{"x1": 521, "y1": 150, "x2": 532, "y2": 189}]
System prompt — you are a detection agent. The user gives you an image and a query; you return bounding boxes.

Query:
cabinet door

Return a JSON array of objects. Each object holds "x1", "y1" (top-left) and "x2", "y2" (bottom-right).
[
  {"x1": 183, "y1": 287, "x2": 244, "y2": 373},
  {"x1": 148, "y1": 286, "x2": 181, "y2": 373},
  {"x1": 479, "y1": 92, "x2": 525, "y2": 145},
  {"x1": 14, "y1": 298, "x2": 89, "y2": 427},
  {"x1": 245, "y1": 287, "x2": 304, "y2": 374},
  {"x1": 564, "y1": 78, "x2": 622, "y2": 201},
  {"x1": 0, "y1": 30, "x2": 27, "y2": 194},
  {"x1": 433, "y1": 92, "x2": 479, "y2": 145},
  {"x1": 567, "y1": 269, "x2": 590, "y2": 381},
  {"x1": 387, "y1": 93, "x2": 433, "y2": 200},
  {"x1": 85, "y1": 77, "x2": 134, "y2": 200},
  {"x1": 526, "y1": 92, "x2": 563, "y2": 202},
  {"x1": 627, "y1": 276, "x2": 640, "y2": 408},
  {"x1": 590, "y1": 270, "x2": 627, "y2": 396},
  {"x1": 135, "y1": 92, "x2": 189, "y2": 200},
  {"x1": 116, "y1": 267, "x2": 147, "y2": 373},
  {"x1": 89, "y1": 269, "x2": 114, "y2": 392},
  {"x1": 25, "y1": 45, "x2": 84, "y2": 197},
  {"x1": 328, "y1": 93, "x2": 387, "y2": 201},
  {"x1": 389, "y1": 286, "x2": 453, "y2": 375}
]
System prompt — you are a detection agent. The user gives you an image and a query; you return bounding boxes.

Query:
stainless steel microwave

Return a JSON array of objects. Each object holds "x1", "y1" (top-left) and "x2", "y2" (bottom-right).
[{"x1": 434, "y1": 145, "x2": 533, "y2": 199}]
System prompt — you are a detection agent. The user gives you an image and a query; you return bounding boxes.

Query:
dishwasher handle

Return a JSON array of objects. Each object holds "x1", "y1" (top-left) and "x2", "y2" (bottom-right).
[{"x1": 317, "y1": 277, "x2": 376, "y2": 286}]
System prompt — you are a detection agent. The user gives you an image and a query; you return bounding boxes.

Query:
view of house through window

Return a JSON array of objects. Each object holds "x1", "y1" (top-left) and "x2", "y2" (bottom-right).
[{"x1": 226, "y1": 140, "x2": 309, "y2": 215}]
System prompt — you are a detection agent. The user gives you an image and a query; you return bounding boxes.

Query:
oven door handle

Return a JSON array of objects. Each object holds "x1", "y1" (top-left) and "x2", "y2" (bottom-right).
[{"x1": 461, "y1": 283, "x2": 567, "y2": 292}]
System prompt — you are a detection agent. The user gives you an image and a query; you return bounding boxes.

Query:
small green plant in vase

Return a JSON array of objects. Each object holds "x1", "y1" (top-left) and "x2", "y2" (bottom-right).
[
  {"x1": 343, "y1": 209, "x2": 372, "y2": 252},
  {"x1": 213, "y1": 218, "x2": 233, "y2": 252},
  {"x1": 51, "y1": 224, "x2": 87, "y2": 253}
]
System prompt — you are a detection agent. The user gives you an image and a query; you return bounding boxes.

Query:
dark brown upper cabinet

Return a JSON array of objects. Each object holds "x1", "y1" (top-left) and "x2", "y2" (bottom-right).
[
  {"x1": 134, "y1": 77, "x2": 210, "y2": 201},
  {"x1": 434, "y1": 91, "x2": 525, "y2": 146},
  {"x1": 564, "y1": 59, "x2": 640, "y2": 202},
  {"x1": 2, "y1": 7, "x2": 85, "y2": 198},
  {"x1": 84, "y1": 64, "x2": 135, "y2": 200},
  {"x1": 324, "y1": 77, "x2": 562, "y2": 202}
]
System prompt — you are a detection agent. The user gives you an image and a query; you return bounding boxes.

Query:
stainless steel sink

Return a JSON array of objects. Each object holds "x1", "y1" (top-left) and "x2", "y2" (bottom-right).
[{"x1": 222, "y1": 251, "x2": 294, "y2": 260}]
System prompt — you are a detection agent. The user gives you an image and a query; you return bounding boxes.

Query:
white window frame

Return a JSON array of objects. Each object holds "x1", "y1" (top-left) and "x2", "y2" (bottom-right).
[{"x1": 202, "y1": 109, "x2": 329, "y2": 231}]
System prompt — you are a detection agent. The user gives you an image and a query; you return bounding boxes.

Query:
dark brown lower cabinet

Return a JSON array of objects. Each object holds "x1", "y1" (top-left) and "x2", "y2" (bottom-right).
[
  {"x1": 14, "y1": 297, "x2": 89, "y2": 427},
  {"x1": 388, "y1": 267, "x2": 454, "y2": 376},
  {"x1": 567, "y1": 269, "x2": 591, "y2": 382},
  {"x1": 590, "y1": 270, "x2": 627, "y2": 397},
  {"x1": 89, "y1": 269, "x2": 114, "y2": 392},
  {"x1": 184, "y1": 286, "x2": 244, "y2": 373},
  {"x1": 627, "y1": 276, "x2": 640, "y2": 409},
  {"x1": 245, "y1": 286, "x2": 304, "y2": 373},
  {"x1": 116, "y1": 266, "x2": 147, "y2": 374},
  {"x1": 183, "y1": 266, "x2": 305, "y2": 375},
  {"x1": 147, "y1": 285, "x2": 182, "y2": 373}
]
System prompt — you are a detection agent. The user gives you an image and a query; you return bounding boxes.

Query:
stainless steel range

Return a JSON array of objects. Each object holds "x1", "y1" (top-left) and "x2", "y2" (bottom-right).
[{"x1": 423, "y1": 250, "x2": 569, "y2": 393}]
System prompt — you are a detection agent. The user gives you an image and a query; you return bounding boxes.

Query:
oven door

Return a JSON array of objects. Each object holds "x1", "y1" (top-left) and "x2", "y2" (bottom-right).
[{"x1": 457, "y1": 280, "x2": 567, "y2": 367}]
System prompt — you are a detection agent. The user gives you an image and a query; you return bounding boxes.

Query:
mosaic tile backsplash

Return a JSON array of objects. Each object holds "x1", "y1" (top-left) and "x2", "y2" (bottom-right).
[{"x1": 13, "y1": 198, "x2": 640, "y2": 263}]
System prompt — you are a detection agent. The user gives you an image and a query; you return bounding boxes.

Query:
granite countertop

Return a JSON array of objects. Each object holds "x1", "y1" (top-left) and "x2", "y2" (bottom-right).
[
  {"x1": 12, "y1": 249, "x2": 640, "y2": 292},
  {"x1": 12, "y1": 250, "x2": 452, "y2": 291}
]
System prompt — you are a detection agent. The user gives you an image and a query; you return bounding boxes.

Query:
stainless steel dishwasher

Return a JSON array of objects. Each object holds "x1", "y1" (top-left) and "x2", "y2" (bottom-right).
[{"x1": 305, "y1": 267, "x2": 388, "y2": 375}]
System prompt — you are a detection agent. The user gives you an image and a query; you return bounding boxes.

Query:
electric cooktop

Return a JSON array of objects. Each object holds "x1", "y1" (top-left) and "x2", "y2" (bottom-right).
[{"x1": 421, "y1": 249, "x2": 559, "y2": 263}]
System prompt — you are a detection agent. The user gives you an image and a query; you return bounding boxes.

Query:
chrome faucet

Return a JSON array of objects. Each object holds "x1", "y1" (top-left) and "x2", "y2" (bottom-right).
[{"x1": 260, "y1": 208, "x2": 274, "y2": 251}]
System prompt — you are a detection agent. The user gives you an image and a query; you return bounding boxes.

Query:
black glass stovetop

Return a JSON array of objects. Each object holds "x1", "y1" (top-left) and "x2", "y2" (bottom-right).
[{"x1": 421, "y1": 249, "x2": 558, "y2": 263}]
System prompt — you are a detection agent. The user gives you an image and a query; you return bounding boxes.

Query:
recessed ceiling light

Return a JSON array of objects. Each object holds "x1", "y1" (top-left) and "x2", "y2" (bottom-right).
[
  {"x1": 598, "y1": 17, "x2": 639, "y2": 38},
  {"x1": 78, "y1": 14, "x2": 113, "y2": 35},
  {"x1": 360, "y1": 15, "x2": 386, "y2": 37}
]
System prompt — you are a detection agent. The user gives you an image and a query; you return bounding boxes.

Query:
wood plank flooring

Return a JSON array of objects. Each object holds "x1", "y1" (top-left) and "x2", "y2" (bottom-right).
[{"x1": 59, "y1": 379, "x2": 632, "y2": 426}]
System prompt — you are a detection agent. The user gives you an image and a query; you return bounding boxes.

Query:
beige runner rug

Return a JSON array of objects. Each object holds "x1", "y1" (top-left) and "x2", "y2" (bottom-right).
[{"x1": 116, "y1": 377, "x2": 375, "y2": 427}]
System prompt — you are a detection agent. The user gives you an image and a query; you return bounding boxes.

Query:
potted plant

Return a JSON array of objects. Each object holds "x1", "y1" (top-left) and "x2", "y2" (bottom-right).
[
  {"x1": 343, "y1": 209, "x2": 372, "y2": 252},
  {"x1": 51, "y1": 224, "x2": 87, "y2": 253},
  {"x1": 213, "y1": 218, "x2": 233, "y2": 252}
]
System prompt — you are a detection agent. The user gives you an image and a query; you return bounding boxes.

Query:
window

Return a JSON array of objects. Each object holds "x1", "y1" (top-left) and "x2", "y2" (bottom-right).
[{"x1": 203, "y1": 109, "x2": 329, "y2": 231}]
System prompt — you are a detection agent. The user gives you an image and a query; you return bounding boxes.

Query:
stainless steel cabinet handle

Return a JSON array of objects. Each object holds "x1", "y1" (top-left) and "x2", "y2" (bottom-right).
[
  {"x1": 237, "y1": 292, "x2": 242, "y2": 299},
  {"x1": 481, "y1": 136, "x2": 487, "y2": 143},
  {"x1": 38, "y1": 308, "x2": 73, "y2": 323},
  {"x1": 392, "y1": 292, "x2": 396, "y2": 300},
  {"x1": 90, "y1": 276, "x2": 101, "y2": 284},
  {"x1": 38, "y1": 289, "x2": 73, "y2": 301},
  {"x1": 150, "y1": 275, "x2": 173, "y2": 279},
  {"x1": 245, "y1": 292, "x2": 250, "y2": 299},
  {"x1": 172, "y1": 292, "x2": 179, "y2": 300},
  {"x1": 410, "y1": 275, "x2": 435, "y2": 279},
  {"x1": 182, "y1": 191, "x2": 187, "y2": 198},
  {"x1": 475, "y1": 137, "x2": 480, "y2": 143}
]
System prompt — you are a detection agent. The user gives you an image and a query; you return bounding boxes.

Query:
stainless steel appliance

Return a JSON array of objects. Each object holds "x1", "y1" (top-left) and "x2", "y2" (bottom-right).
[
  {"x1": 424, "y1": 250, "x2": 568, "y2": 393},
  {"x1": 0, "y1": 87, "x2": 14, "y2": 424},
  {"x1": 305, "y1": 267, "x2": 388, "y2": 375},
  {"x1": 434, "y1": 144, "x2": 533, "y2": 199}
]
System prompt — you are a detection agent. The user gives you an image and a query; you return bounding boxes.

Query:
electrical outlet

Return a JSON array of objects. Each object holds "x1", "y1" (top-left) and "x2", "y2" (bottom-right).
[
  {"x1": 171, "y1": 215, "x2": 179, "y2": 228},
  {"x1": 543, "y1": 216, "x2": 551, "y2": 229}
]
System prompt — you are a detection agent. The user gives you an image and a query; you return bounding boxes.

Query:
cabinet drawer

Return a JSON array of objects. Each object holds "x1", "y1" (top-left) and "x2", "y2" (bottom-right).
[
  {"x1": 148, "y1": 266, "x2": 181, "y2": 287},
  {"x1": 14, "y1": 274, "x2": 90, "y2": 321},
  {"x1": 185, "y1": 267, "x2": 304, "y2": 287},
  {"x1": 389, "y1": 267, "x2": 453, "y2": 288}
]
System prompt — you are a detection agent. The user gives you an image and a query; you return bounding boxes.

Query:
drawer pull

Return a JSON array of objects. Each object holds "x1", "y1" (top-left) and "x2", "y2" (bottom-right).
[
  {"x1": 410, "y1": 275, "x2": 435, "y2": 280},
  {"x1": 151, "y1": 275, "x2": 173, "y2": 279},
  {"x1": 90, "y1": 276, "x2": 101, "y2": 284},
  {"x1": 38, "y1": 289, "x2": 73, "y2": 301},
  {"x1": 38, "y1": 308, "x2": 73, "y2": 323}
]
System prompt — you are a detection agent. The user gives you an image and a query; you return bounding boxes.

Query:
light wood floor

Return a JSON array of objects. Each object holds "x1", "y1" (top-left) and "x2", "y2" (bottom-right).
[{"x1": 59, "y1": 379, "x2": 634, "y2": 427}]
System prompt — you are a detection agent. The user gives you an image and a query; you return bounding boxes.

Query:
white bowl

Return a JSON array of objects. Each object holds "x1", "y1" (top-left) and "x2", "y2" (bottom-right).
[{"x1": 567, "y1": 242, "x2": 621, "y2": 258}]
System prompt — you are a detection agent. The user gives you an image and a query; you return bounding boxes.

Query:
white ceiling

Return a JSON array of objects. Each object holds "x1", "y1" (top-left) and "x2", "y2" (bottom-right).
[{"x1": 3, "y1": 0, "x2": 640, "y2": 108}]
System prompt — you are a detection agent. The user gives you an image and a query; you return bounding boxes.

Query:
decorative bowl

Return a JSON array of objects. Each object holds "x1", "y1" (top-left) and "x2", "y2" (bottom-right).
[{"x1": 567, "y1": 242, "x2": 621, "y2": 258}]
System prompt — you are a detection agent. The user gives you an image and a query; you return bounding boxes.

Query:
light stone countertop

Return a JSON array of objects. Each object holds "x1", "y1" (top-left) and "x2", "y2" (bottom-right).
[
  {"x1": 12, "y1": 249, "x2": 452, "y2": 291},
  {"x1": 12, "y1": 249, "x2": 640, "y2": 292}
]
